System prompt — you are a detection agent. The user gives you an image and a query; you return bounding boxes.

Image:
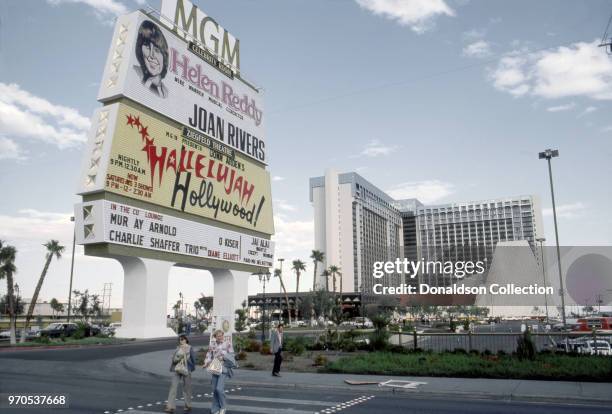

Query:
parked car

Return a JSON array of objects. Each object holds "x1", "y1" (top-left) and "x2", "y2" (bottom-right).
[
  {"x1": 102, "y1": 322, "x2": 121, "y2": 336},
  {"x1": 578, "y1": 340, "x2": 612, "y2": 356},
  {"x1": 352, "y1": 317, "x2": 373, "y2": 329},
  {"x1": 37, "y1": 323, "x2": 79, "y2": 338}
]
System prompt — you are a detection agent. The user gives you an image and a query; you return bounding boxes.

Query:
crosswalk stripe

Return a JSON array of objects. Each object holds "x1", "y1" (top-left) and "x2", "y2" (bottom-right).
[
  {"x1": 117, "y1": 411, "x2": 158, "y2": 414},
  {"x1": 227, "y1": 395, "x2": 337, "y2": 406},
  {"x1": 186, "y1": 401, "x2": 315, "y2": 414}
]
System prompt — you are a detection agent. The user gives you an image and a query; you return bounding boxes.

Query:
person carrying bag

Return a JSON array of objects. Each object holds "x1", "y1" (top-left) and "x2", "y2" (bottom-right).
[
  {"x1": 165, "y1": 335, "x2": 195, "y2": 413},
  {"x1": 203, "y1": 330, "x2": 236, "y2": 414}
]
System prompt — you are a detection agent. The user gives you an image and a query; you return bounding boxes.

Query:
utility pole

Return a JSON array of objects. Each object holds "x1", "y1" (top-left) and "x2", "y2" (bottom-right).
[
  {"x1": 539, "y1": 149, "x2": 567, "y2": 328},
  {"x1": 67, "y1": 216, "x2": 76, "y2": 322},
  {"x1": 536, "y1": 238, "x2": 549, "y2": 325}
]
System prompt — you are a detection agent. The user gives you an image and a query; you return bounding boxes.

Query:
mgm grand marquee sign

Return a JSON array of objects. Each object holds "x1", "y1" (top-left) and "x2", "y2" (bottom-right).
[{"x1": 77, "y1": 0, "x2": 274, "y2": 271}]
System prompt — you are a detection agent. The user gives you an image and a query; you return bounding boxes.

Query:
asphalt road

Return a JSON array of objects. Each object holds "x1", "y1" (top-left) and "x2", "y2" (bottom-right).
[
  {"x1": 1, "y1": 339, "x2": 611, "y2": 414},
  {"x1": 0, "y1": 334, "x2": 211, "y2": 361}
]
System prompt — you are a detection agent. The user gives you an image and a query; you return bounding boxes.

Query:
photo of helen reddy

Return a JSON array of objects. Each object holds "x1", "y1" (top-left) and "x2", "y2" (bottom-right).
[{"x1": 134, "y1": 20, "x2": 169, "y2": 98}]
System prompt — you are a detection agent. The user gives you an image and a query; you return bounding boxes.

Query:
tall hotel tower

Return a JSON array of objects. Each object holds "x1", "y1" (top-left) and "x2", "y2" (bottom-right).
[
  {"x1": 310, "y1": 170, "x2": 544, "y2": 294},
  {"x1": 309, "y1": 170, "x2": 403, "y2": 296}
]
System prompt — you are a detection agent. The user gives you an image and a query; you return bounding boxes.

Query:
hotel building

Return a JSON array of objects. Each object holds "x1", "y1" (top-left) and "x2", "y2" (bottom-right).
[{"x1": 310, "y1": 170, "x2": 544, "y2": 294}]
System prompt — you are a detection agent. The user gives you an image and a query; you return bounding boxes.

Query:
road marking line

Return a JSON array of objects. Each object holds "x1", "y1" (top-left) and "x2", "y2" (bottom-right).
[
  {"x1": 227, "y1": 395, "x2": 337, "y2": 406},
  {"x1": 184, "y1": 401, "x2": 317, "y2": 414}
]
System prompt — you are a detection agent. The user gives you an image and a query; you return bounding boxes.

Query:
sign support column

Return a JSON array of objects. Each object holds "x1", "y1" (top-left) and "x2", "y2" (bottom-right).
[{"x1": 115, "y1": 256, "x2": 176, "y2": 338}]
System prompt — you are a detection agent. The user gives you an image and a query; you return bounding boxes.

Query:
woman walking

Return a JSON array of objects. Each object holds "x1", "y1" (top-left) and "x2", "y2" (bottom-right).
[
  {"x1": 203, "y1": 330, "x2": 236, "y2": 414},
  {"x1": 165, "y1": 335, "x2": 195, "y2": 413}
]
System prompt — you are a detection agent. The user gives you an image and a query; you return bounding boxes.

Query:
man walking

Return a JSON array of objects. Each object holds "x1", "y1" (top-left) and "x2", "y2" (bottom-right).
[{"x1": 271, "y1": 323, "x2": 284, "y2": 377}]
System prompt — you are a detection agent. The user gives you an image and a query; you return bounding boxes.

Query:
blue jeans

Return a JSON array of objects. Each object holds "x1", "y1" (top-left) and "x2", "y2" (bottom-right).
[{"x1": 211, "y1": 373, "x2": 226, "y2": 413}]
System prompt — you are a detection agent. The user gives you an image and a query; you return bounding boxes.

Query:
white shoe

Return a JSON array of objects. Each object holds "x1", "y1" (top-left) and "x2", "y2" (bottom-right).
[{"x1": 219, "y1": 409, "x2": 226, "y2": 414}]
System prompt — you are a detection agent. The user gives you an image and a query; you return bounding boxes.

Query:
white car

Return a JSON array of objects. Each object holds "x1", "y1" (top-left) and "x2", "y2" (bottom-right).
[
  {"x1": 577, "y1": 340, "x2": 612, "y2": 356},
  {"x1": 353, "y1": 317, "x2": 373, "y2": 329}
]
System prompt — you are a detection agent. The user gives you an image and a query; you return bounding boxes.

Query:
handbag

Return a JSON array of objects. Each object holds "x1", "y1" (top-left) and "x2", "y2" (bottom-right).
[
  {"x1": 173, "y1": 348, "x2": 189, "y2": 376},
  {"x1": 206, "y1": 357, "x2": 223, "y2": 376},
  {"x1": 174, "y1": 355, "x2": 189, "y2": 376}
]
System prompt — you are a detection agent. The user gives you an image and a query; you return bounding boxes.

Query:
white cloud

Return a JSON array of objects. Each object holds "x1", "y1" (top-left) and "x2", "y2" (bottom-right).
[
  {"x1": 0, "y1": 83, "x2": 90, "y2": 148},
  {"x1": 0, "y1": 137, "x2": 25, "y2": 160},
  {"x1": 600, "y1": 125, "x2": 612, "y2": 133},
  {"x1": 463, "y1": 40, "x2": 492, "y2": 58},
  {"x1": 0, "y1": 209, "x2": 73, "y2": 246},
  {"x1": 546, "y1": 102, "x2": 575, "y2": 112},
  {"x1": 355, "y1": 0, "x2": 454, "y2": 34},
  {"x1": 272, "y1": 176, "x2": 285, "y2": 182},
  {"x1": 386, "y1": 180, "x2": 454, "y2": 204},
  {"x1": 543, "y1": 202, "x2": 586, "y2": 219},
  {"x1": 274, "y1": 200, "x2": 297, "y2": 212},
  {"x1": 271, "y1": 214, "x2": 314, "y2": 264},
  {"x1": 46, "y1": 0, "x2": 128, "y2": 17},
  {"x1": 359, "y1": 139, "x2": 398, "y2": 157},
  {"x1": 577, "y1": 106, "x2": 597, "y2": 117},
  {"x1": 490, "y1": 40, "x2": 612, "y2": 101},
  {"x1": 463, "y1": 28, "x2": 485, "y2": 40}
]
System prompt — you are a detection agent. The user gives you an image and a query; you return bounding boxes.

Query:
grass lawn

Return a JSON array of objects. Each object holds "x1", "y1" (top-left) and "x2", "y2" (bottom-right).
[
  {"x1": 324, "y1": 352, "x2": 612, "y2": 382},
  {"x1": 2, "y1": 337, "x2": 133, "y2": 348}
]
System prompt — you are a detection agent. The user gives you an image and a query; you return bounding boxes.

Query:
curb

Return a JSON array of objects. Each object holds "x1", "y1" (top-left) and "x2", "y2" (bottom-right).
[{"x1": 120, "y1": 362, "x2": 612, "y2": 407}]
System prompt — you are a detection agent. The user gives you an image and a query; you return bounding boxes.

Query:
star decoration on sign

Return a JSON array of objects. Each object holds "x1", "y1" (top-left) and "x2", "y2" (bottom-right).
[
  {"x1": 126, "y1": 113, "x2": 154, "y2": 162},
  {"x1": 139, "y1": 126, "x2": 149, "y2": 141}
]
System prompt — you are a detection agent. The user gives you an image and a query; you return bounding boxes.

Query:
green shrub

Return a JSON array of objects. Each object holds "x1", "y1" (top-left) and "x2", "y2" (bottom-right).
[
  {"x1": 313, "y1": 354, "x2": 328, "y2": 366},
  {"x1": 35, "y1": 335, "x2": 51, "y2": 345},
  {"x1": 285, "y1": 337, "x2": 308, "y2": 356},
  {"x1": 386, "y1": 344, "x2": 409, "y2": 354},
  {"x1": 401, "y1": 324, "x2": 414, "y2": 332},
  {"x1": 453, "y1": 348, "x2": 467, "y2": 354},
  {"x1": 236, "y1": 350, "x2": 248, "y2": 361},
  {"x1": 516, "y1": 330, "x2": 536, "y2": 361},
  {"x1": 340, "y1": 340, "x2": 357, "y2": 352},
  {"x1": 71, "y1": 322, "x2": 88, "y2": 340},
  {"x1": 369, "y1": 330, "x2": 390, "y2": 351},
  {"x1": 234, "y1": 335, "x2": 249, "y2": 352},
  {"x1": 246, "y1": 339, "x2": 261, "y2": 352},
  {"x1": 260, "y1": 340, "x2": 271, "y2": 355}
]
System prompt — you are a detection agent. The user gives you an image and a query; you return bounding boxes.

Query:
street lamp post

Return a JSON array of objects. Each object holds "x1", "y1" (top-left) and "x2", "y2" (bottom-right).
[
  {"x1": 277, "y1": 258, "x2": 285, "y2": 318},
  {"x1": 67, "y1": 216, "x2": 76, "y2": 322},
  {"x1": 253, "y1": 270, "x2": 271, "y2": 342},
  {"x1": 536, "y1": 237, "x2": 550, "y2": 325},
  {"x1": 538, "y1": 149, "x2": 567, "y2": 328}
]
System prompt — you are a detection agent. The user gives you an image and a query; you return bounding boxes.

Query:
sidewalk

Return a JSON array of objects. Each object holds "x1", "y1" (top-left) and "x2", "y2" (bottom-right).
[{"x1": 122, "y1": 350, "x2": 612, "y2": 406}]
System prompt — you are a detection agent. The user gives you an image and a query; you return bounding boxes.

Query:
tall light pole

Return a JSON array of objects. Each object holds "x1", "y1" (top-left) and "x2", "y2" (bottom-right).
[
  {"x1": 538, "y1": 149, "x2": 567, "y2": 328},
  {"x1": 278, "y1": 258, "x2": 285, "y2": 320},
  {"x1": 67, "y1": 216, "x2": 76, "y2": 323},
  {"x1": 253, "y1": 270, "x2": 271, "y2": 342},
  {"x1": 536, "y1": 237, "x2": 549, "y2": 324}
]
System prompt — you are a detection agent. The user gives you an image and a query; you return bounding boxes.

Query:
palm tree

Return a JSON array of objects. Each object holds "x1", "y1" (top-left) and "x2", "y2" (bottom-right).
[
  {"x1": 291, "y1": 260, "x2": 306, "y2": 320},
  {"x1": 321, "y1": 269, "x2": 331, "y2": 292},
  {"x1": 328, "y1": 265, "x2": 342, "y2": 313},
  {"x1": 310, "y1": 250, "x2": 325, "y2": 291},
  {"x1": 273, "y1": 268, "x2": 292, "y2": 324},
  {"x1": 0, "y1": 241, "x2": 18, "y2": 345},
  {"x1": 21, "y1": 240, "x2": 65, "y2": 342}
]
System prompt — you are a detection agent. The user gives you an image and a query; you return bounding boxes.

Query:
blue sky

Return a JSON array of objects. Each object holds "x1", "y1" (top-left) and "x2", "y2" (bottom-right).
[{"x1": 1, "y1": 0, "x2": 611, "y2": 310}]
